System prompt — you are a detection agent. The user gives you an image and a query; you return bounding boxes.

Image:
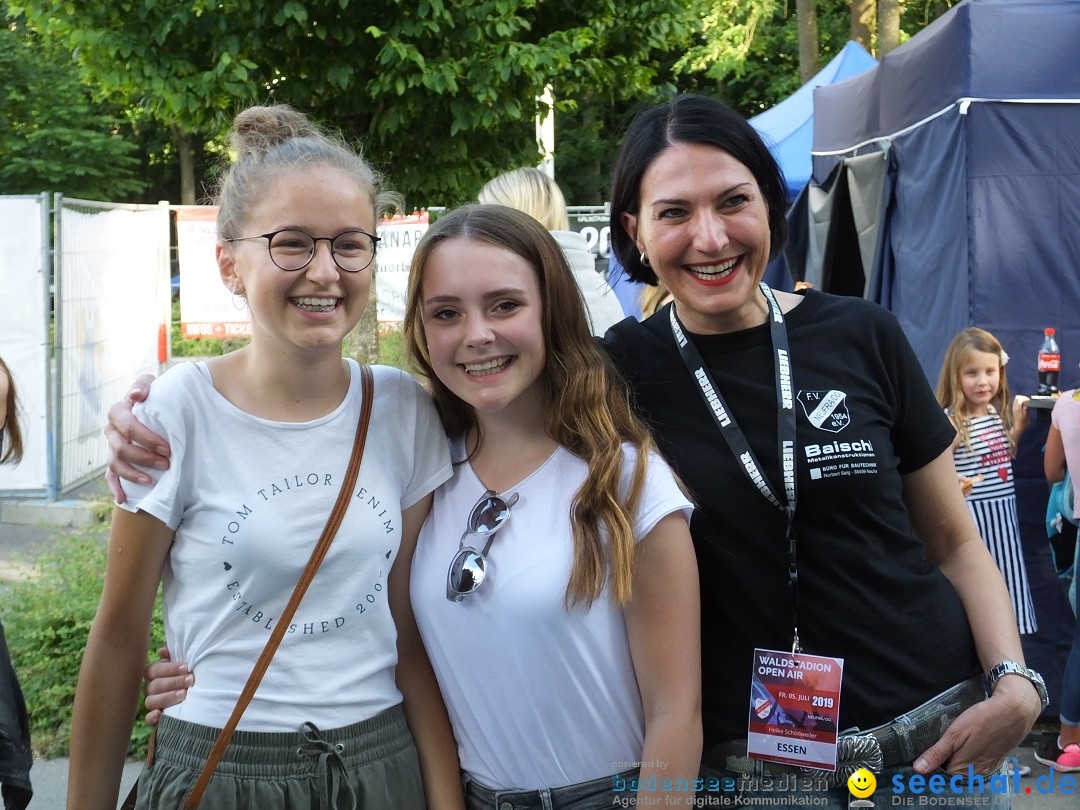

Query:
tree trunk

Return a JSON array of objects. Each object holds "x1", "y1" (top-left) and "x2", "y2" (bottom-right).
[
  {"x1": 171, "y1": 124, "x2": 195, "y2": 205},
  {"x1": 850, "y1": 0, "x2": 875, "y2": 50},
  {"x1": 344, "y1": 282, "x2": 380, "y2": 365},
  {"x1": 878, "y1": 0, "x2": 901, "y2": 57},
  {"x1": 796, "y1": 0, "x2": 820, "y2": 84}
]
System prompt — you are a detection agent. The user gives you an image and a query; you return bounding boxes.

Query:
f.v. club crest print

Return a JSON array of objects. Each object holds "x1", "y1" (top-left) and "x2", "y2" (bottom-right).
[{"x1": 798, "y1": 390, "x2": 850, "y2": 433}]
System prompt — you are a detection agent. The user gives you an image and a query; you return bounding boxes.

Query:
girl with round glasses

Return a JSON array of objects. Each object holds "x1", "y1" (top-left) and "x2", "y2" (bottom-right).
[
  {"x1": 121, "y1": 204, "x2": 701, "y2": 808},
  {"x1": 68, "y1": 104, "x2": 463, "y2": 810}
]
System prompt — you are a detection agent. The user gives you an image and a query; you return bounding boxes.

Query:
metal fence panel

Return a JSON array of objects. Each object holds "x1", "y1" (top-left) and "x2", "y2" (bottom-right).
[{"x1": 55, "y1": 197, "x2": 170, "y2": 493}]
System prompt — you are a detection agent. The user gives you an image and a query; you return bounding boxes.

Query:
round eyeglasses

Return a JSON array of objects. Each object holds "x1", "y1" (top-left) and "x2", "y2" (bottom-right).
[
  {"x1": 446, "y1": 490, "x2": 519, "y2": 603},
  {"x1": 226, "y1": 228, "x2": 380, "y2": 273}
]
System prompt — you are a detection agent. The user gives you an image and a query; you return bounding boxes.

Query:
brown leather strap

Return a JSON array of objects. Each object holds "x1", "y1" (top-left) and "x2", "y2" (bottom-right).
[{"x1": 178, "y1": 365, "x2": 375, "y2": 809}]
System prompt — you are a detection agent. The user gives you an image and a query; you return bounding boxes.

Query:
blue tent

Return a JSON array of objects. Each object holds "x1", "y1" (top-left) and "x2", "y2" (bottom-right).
[
  {"x1": 750, "y1": 40, "x2": 877, "y2": 200},
  {"x1": 806, "y1": 0, "x2": 1080, "y2": 395},
  {"x1": 800, "y1": 0, "x2": 1080, "y2": 707}
]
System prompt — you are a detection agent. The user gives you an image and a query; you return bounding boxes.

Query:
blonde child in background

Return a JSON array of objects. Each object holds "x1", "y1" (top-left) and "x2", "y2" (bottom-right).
[{"x1": 937, "y1": 327, "x2": 1036, "y2": 635}]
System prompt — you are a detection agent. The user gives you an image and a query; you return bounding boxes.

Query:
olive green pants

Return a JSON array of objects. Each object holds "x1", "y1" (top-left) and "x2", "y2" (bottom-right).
[{"x1": 133, "y1": 705, "x2": 424, "y2": 810}]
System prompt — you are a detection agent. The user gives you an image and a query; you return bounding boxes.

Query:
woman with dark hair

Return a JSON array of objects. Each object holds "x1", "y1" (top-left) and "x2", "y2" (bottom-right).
[{"x1": 601, "y1": 93, "x2": 1039, "y2": 805}]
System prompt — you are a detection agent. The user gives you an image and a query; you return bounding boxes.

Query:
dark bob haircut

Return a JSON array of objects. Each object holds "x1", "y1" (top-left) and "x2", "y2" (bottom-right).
[{"x1": 609, "y1": 93, "x2": 789, "y2": 285}]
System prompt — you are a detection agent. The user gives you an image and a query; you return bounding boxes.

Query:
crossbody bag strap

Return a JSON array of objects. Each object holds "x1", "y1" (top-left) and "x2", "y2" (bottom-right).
[{"x1": 178, "y1": 364, "x2": 375, "y2": 809}]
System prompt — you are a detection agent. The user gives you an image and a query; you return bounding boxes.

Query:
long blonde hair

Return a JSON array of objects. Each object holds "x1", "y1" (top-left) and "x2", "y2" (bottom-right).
[
  {"x1": 404, "y1": 204, "x2": 657, "y2": 607},
  {"x1": 936, "y1": 327, "x2": 1016, "y2": 453}
]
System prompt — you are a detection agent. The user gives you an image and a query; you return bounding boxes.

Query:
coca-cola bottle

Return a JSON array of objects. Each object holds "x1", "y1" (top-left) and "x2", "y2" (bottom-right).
[{"x1": 1037, "y1": 327, "x2": 1061, "y2": 395}]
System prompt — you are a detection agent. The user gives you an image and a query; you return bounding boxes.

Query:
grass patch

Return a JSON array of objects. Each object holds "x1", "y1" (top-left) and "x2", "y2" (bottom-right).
[{"x1": 0, "y1": 519, "x2": 163, "y2": 759}]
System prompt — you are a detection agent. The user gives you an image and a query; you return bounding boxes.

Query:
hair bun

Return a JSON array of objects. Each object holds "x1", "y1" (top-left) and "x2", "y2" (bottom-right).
[{"x1": 229, "y1": 105, "x2": 319, "y2": 162}]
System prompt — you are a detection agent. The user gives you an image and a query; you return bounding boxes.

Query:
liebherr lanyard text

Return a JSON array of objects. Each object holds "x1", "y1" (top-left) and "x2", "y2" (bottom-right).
[{"x1": 669, "y1": 283, "x2": 803, "y2": 653}]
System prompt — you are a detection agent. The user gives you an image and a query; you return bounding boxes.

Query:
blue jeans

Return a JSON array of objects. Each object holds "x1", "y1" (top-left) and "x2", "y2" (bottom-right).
[
  {"x1": 698, "y1": 760, "x2": 1014, "y2": 808},
  {"x1": 462, "y1": 769, "x2": 640, "y2": 810}
]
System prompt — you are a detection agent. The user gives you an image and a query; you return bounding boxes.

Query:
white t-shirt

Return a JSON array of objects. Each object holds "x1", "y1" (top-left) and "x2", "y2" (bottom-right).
[
  {"x1": 120, "y1": 360, "x2": 451, "y2": 731},
  {"x1": 411, "y1": 443, "x2": 692, "y2": 789}
]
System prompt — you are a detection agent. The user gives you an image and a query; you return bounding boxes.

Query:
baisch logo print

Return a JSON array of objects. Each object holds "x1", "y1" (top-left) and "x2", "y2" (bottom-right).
[{"x1": 798, "y1": 390, "x2": 850, "y2": 433}]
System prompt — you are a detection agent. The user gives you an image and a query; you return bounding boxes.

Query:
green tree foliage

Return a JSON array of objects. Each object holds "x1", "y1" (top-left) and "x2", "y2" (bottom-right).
[
  {"x1": 678, "y1": 0, "x2": 952, "y2": 119},
  {"x1": 0, "y1": 14, "x2": 146, "y2": 200},
  {"x1": 5, "y1": 0, "x2": 953, "y2": 207},
  {"x1": 354, "y1": 0, "x2": 697, "y2": 205},
  {"x1": 9, "y1": 0, "x2": 264, "y2": 203},
  {"x1": 679, "y1": 0, "x2": 852, "y2": 117},
  {"x1": 10, "y1": 0, "x2": 695, "y2": 206}
]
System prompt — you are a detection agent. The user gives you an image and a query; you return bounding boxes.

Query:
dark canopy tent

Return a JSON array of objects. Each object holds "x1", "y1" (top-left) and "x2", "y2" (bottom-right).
[
  {"x1": 750, "y1": 40, "x2": 877, "y2": 201},
  {"x1": 797, "y1": 0, "x2": 1080, "y2": 713},
  {"x1": 799, "y1": 0, "x2": 1080, "y2": 397}
]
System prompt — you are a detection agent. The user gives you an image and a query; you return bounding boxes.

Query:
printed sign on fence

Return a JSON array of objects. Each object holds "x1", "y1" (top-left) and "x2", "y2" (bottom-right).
[
  {"x1": 376, "y1": 211, "x2": 429, "y2": 325},
  {"x1": 177, "y1": 206, "x2": 251, "y2": 339}
]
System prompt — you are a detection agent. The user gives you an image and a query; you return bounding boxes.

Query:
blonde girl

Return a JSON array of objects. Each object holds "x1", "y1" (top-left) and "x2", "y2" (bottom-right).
[
  {"x1": 936, "y1": 327, "x2": 1036, "y2": 634},
  {"x1": 69, "y1": 105, "x2": 463, "y2": 810}
]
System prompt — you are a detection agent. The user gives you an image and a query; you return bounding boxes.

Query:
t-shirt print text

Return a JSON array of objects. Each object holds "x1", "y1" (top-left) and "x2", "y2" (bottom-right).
[{"x1": 798, "y1": 389, "x2": 880, "y2": 481}]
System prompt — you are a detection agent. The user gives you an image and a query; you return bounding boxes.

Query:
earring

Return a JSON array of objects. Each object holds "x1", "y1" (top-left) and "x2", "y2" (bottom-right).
[
  {"x1": 640, "y1": 251, "x2": 651, "y2": 268},
  {"x1": 228, "y1": 283, "x2": 247, "y2": 309}
]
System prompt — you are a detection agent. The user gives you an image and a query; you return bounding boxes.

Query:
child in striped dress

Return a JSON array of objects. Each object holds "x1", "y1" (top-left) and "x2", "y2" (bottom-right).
[{"x1": 937, "y1": 327, "x2": 1036, "y2": 633}]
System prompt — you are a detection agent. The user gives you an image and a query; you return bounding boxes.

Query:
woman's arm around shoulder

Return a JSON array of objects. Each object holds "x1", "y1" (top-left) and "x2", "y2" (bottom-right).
[
  {"x1": 902, "y1": 449, "x2": 1041, "y2": 776},
  {"x1": 624, "y1": 511, "x2": 702, "y2": 806},
  {"x1": 389, "y1": 494, "x2": 465, "y2": 810},
  {"x1": 105, "y1": 373, "x2": 170, "y2": 501}
]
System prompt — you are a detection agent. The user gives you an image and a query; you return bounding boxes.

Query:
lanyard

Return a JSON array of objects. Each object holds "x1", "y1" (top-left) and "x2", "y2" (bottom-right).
[{"x1": 668, "y1": 283, "x2": 802, "y2": 653}]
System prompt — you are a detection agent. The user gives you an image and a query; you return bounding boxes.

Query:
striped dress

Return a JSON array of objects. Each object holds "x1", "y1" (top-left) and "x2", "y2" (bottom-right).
[{"x1": 951, "y1": 409, "x2": 1037, "y2": 634}]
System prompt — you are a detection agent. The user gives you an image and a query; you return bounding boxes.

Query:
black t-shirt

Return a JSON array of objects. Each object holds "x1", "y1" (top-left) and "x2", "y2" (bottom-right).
[{"x1": 603, "y1": 290, "x2": 979, "y2": 744}]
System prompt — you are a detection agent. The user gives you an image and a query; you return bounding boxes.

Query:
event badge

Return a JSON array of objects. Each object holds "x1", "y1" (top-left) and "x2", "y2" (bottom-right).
[{"x1": 747, "y1": 648, "x2": 844, "y2": 770}]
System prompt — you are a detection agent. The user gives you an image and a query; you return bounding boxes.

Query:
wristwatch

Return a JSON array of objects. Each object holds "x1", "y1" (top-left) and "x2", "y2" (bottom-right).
[{"x1": 985, "y1": 661, "x2": 1049, "y2": 710}]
